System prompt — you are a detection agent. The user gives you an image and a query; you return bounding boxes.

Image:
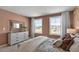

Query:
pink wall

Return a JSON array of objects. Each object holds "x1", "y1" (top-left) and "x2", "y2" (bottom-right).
[{"x1": 0, "y1": 9, "x2": 30, "y2": 45}]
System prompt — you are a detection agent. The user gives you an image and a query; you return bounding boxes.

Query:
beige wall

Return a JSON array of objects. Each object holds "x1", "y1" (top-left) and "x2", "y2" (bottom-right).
[
  {"x1": 69, "y1": 7, "x2": 79, "y2": 29},
  {"x1": 73, "y1": 7, "x2": 79, "y2": 29}
]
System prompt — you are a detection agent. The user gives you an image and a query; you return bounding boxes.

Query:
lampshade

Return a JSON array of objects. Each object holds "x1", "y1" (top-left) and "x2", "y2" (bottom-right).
[{"x1": 67, "y1": 28, "x2": 77, "y2": 34}]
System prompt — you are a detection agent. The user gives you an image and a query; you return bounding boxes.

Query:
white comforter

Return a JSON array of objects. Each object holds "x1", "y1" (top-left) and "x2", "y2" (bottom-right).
[{"x1": 19, "y1": 36, "x2": 64, "y2": 52}]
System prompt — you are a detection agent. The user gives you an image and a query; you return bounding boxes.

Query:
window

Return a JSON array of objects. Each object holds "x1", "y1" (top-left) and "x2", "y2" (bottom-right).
[
  {"x1": 49, "y1": 16, "x2": 61, "y2": 35},
  {"x1": 34, "y1": 19, "x2": 42, "y2": 34}
]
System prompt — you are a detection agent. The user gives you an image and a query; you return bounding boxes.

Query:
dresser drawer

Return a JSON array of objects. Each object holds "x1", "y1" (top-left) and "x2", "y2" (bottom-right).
[{"x1": 8, "y1": 31, "x2": 29, "y2": 45}]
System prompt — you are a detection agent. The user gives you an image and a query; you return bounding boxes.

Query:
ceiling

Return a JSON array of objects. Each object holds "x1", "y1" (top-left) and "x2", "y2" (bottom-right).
[{"x1": 0, "y1": 6, "x2": 75, "y2": 17}]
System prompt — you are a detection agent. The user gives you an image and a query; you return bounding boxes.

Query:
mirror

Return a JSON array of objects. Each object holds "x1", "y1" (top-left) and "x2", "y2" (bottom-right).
[
  {"x1": 13, "y1": 23, "x2": 20, "y2": 29},
  {"x1": 9, "y1": 20, "x2": 27, "y2": 32}
]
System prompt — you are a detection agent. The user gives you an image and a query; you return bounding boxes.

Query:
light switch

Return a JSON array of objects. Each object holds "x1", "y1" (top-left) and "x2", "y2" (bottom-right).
[{"x1": 3, "y1": 27, "x2": 6, "y2": 31}]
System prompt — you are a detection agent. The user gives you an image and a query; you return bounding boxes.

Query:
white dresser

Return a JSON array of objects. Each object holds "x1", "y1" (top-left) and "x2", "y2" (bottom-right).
[{"x1": 8, "y1": 32, "x2": 29, "y2": 45}]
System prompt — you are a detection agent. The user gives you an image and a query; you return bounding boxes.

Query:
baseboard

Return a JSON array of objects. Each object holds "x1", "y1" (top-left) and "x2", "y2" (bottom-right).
[{"x1": 0, "y1": 44, "x2": 8, "y2": 48}]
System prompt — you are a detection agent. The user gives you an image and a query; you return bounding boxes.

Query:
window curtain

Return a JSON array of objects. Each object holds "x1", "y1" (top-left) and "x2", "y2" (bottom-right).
[
  {"x1": 61, "y1": 11, "x2": 70, "y2": 37},
  {"x1": 31, "y1": 18, "x2": 35, "y2": 38}
]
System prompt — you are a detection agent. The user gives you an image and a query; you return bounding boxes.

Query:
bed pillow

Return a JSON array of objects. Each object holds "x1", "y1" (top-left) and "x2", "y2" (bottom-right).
[
  {"x1": 66, "y1": 39, "x2": 74, "y2": 51},
  {"x1": 75, "y1": 33, "x2": 79, "y2": 38},
  {"x1": 53, "y1": 39, "x2": 63, "y2": 48},
  {"x1": 62, "y1": 33, "x2": 71, "y2": 40},
  {"x1": 60, "y1": 37, "x2": 74, "y2": 51},
  {"x1": 70, "y1": 43, "x2": 79, "y2": 52},
  {"x1": 60, "y1": 33, "x2": 74, "y2": 51},
  {"x1": 70, "y1": 37, "x2": 79, "y2": 52}
]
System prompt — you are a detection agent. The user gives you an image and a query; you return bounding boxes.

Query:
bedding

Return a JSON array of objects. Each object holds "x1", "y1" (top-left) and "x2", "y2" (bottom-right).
[
  {"x1": 69, "y1": 37, "x2": 79, "y2": 52},
  {"x1": 60, "y1": 39, "x2": 74, "y2": 51},
  {"x1": 53, "y1": 39, "x2": 63, "y2": 48},
  {"x1": 62, "y1": 33, "x2": 71, "y2": 40},
  {"x1": 35, "y1": 39, "x2": 64, "y2": 52},
  {"x1": 0, "y1": 36, "x2": 79, "y2": 52},
  {"x1": 19, "y1": 36, "x2": 64, "y2": 52},
  {"x1": 60, "y1": 33, "x2": 74, "y2": 51},
  {"x1": 19, "y1": 36, "x2": 49, "y2": 52},
  {"x1": 69, "y1": 33, "x2": 79, "y2": 52}
]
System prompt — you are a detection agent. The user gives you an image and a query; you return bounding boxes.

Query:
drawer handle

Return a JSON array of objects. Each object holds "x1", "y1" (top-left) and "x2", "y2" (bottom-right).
[
  {"x1": 16, "y1": 37, "x2": 18, "y2": 38},
  {"x1": 16, "y1": 40, "x2": 18, "y2": 41}
]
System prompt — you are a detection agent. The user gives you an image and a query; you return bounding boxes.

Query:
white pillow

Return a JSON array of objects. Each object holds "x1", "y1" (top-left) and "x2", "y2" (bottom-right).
[
  {"x1": 70, "y1": 37, "x2": 79, "y2": 52},
  {"x1": 53, "y1": 39, "x2": 63, "y2": 48},
  {"x1": 75, "y1": 33, "x2": 79, "y2": 38},
  {"x1": 70, "y1": 43, "x2": 79, "y2": 52}
]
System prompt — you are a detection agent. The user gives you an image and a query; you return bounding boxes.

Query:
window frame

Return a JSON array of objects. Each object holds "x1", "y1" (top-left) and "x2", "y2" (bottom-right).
[
  {"x1": 34, "y1": 18, "x2": 43, "y2": 34},
  {"x1": 49, "y1": 16, "x2": 61, "y2": 35}
]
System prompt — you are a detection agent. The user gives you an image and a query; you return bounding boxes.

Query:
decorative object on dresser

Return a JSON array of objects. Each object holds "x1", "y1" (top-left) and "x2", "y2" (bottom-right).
[{"x1": 8, "y1": 32, "x2": 29, "y2": 45}]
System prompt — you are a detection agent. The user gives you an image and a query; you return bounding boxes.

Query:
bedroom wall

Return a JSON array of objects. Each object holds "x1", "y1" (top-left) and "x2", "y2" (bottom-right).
[
  {"x1": 69, "y1": 7, "x2": 79, "y2": 30},
  {"x1": 72, "y1": 7, "x2": 79, "y2": 29},
  {"x1": 0, "y1": 9, "x2": 30, "y2": 45}
]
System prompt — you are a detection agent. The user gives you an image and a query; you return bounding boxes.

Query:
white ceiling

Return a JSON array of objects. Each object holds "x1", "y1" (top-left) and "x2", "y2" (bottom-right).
[{"x1": 0, "y1": 6, "x2": 75, "y2": 17}]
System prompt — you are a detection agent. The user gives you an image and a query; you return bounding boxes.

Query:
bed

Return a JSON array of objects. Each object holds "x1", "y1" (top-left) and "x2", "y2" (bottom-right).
[
  {"x1": 18, "y1": 36, "x2": 65, "y2": 52},
  {"x1": 18, "y1": 33, "x2": 79, "y2": 52},
  {"x1": 34, "y1": 39, "x2": 64, "y2": 52}
]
